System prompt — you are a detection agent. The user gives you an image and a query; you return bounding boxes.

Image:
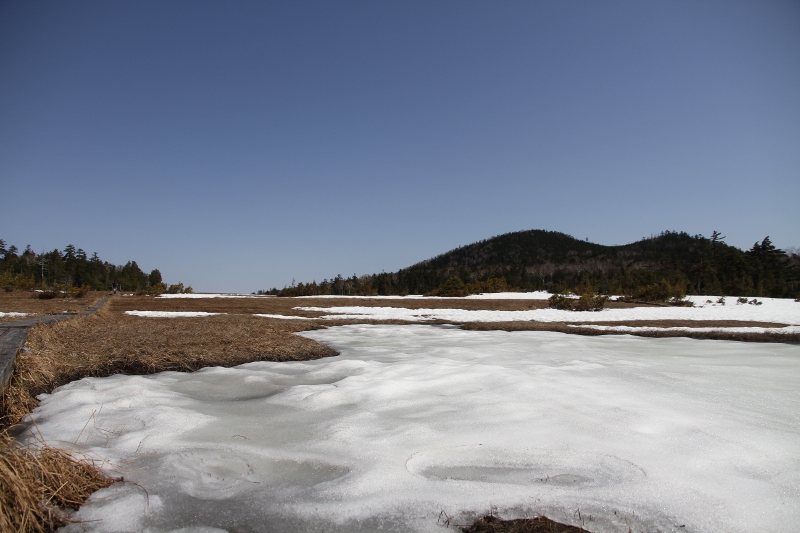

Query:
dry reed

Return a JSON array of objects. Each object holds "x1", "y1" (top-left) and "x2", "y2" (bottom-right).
[
  {"x1": 462, "y1": 514, "x2": 590, "y2": 533},
  {"x1": 0, "y1": 291, "x2": 107, "y2": 320},
  {"x1": 0, "y1": 431, "x2": 116, "y2": 532}
]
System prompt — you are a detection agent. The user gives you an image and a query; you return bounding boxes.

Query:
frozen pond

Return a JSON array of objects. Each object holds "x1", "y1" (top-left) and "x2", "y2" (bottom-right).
[{"x1": 24, "y1": 325, "x2": 800, "y2": 533}]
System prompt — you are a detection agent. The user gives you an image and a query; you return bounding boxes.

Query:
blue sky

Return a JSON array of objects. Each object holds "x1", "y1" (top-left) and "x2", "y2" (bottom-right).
[{"x1": 2, "y1": 1, "x2": 798, "y2": 292}]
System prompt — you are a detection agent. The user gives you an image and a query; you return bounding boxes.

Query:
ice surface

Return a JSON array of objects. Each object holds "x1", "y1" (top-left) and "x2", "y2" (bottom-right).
[
  {"x1": 298, "y1": 296, "x2": 800, "y2": 326},
  {"x1": 124, "y1": 311, "x2": 224, "y2": 318},
  {"x1": 24, "y1": 325, "x2": 800, "y2": 533}
]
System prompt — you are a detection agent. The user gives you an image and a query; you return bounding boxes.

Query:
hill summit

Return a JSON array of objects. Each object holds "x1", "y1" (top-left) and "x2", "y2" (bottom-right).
[{"x1": 271, "y1": 230, "x2": 799, "y2": 299}]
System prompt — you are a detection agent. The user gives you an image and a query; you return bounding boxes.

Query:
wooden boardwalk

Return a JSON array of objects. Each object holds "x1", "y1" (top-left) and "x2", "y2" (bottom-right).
[{"x1": 0, "y1": 295, "x2": 110, "y2": 389}]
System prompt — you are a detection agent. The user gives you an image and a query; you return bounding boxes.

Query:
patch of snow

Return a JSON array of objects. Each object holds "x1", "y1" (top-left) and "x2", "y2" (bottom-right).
[
  {"x1": 25, "y1": 325, "x2": 800, "y2": 533},
  {"x1": 124, "y1": 311, "x2": 223, "y2": 318},
  {"x1": 0, "y1": 311, "x2": 28, "y2": 317},
  {"x1": 253, "y1": 314, "x2": 315, "y2": 320},
  {"x1": 295, "y1": 292, "x2": 555, "y2": 300},
  {"x1": 297, "y1": 296, "x2": 800, "y2": 325}
]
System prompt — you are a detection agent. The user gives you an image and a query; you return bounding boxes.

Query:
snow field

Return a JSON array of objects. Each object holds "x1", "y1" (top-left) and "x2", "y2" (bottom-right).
[
  {"x1": 297, "y1": 295, "x2": 800, "y2": 328},
  {"x1": 124, "y1": 311, "x2": 224, "y2": 318},
  {"x1": 24, "y1": 325, "x2": 800, "y2": 533}
]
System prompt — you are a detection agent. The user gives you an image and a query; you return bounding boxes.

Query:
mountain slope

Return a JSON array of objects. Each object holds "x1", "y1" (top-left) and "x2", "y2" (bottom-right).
[{"x1": 273, "y1": 230, "x2": 799, "y2": 298}]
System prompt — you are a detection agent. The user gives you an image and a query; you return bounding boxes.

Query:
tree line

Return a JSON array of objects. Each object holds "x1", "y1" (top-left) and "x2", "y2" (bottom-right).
[
  {"x1": 0, "y1": 239, "x2": 190, "y2": 294},
  {"x1": 259, "y1": 230, "x2": 800, "y2": 300}
]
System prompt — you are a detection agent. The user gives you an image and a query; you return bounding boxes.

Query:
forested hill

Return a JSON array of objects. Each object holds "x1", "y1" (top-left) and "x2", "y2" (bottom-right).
[
  {"x1": 271, "y1": 230, "x2": 800, "y2": 299},
  {"x1": 0, "y1": 239, "x2": 170, "y2": 293}
]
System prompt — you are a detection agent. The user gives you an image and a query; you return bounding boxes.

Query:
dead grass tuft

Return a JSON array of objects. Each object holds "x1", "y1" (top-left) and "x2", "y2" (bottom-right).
[
  {"x1": 0, "y1": 431, "x2": 116, "y2": 533},
  {"x1": 462, "y1": 514, "x2": 590, "y2": 533}
]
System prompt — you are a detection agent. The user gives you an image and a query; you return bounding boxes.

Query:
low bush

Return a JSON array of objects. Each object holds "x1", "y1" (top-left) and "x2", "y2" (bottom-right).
[
  {"x1": 433, "y1": 276, "x2": 468, "y2": 297},
  {"x1": 35, "y1": 292, "x2": 56, "y2": 300},
  {"x1": 636, "y1": 279, "x2": 686, "y2": 303},
  {"x1": 0, "y1": 272, "x2": 36, "y2": 292},
  {"x1": 548, "y1": 293, "x2": 574, "y2": 310},
  {"x1": 549, "y1": 292, "x2": 608, "y2": 311},
  {"x1": 465, "y1": 277, "x2": 510, "y2": 295},
  {"x1": 166, "y1": 282, "x2": 193, "y2": 294},
  {"x1": 136, "y1": 282, "x2": 167, "y2": 296},
  {"x1": 574, "y1": 293, "x2": 608, "y2": 311},
  {"x1": 67, "y1": 286, "x2": 89, "y2": 298}
]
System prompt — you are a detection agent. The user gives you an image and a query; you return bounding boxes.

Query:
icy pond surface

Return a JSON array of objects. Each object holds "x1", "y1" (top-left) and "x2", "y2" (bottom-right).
[{"x1": 25, "y1": 325, "x2": 800, "y2": 533}]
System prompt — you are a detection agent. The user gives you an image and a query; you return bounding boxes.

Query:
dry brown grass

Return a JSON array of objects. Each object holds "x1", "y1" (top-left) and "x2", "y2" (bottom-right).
[
  {"x1": 108, "y1": 295, "x2": 562, "y2": 314},
  {"x1": 1, "y1": 309, "x2": 338, "y2": 428},
  {"x1": 462, "y1": 320, "x2": 800, "y2": 343},
  {"x1": 462, "y1": 514, "x2": 590, "y2": 533},
  {"x1": 111, "y1": 295, "x2": 798, "y2": 343},
  {"x1": 0, "y1": 291, "x2": 108, "y2": 321},
  {"x1": 0, "y1": 431, "x2": 116, "y2": 532}
]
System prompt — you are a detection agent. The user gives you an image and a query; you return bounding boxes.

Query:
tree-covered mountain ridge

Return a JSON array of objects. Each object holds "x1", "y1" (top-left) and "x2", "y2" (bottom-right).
[
  {"x1": 0, "y1": 239, "x2": 190, "y2": 294},
  {"x1": 271, "y1": 230, "x2": 800, "y2": 299}
]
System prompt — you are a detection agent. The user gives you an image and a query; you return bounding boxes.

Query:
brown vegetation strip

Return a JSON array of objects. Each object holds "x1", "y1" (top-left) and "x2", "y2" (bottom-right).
[
  {"x1": 1, "y1": 309, "x2": 337, "y2": 429},
  {"x1": 0, "y1": 291, "x2": 108, "y2": 320},
  {"x1": 110, "y1": 296, "x2": 798, "y2": 343},
  {"x1": 564, "y1": 319, "x2": 789, "y2": 328},
  {"x1": 462, "y1": 321, "x2": 800, "y2": 343},
  {"x1": 108, "y1": 295, "x2": 657, "y2": 314},
  {"x1": 462, "y1": 515, "x2": 590, "y2": 533},
  {"x1": 0, "y1": 432, "x2": 116, "y2": 533}
]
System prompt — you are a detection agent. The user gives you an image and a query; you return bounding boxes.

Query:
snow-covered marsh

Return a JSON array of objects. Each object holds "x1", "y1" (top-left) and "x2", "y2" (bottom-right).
[
  {"x1": 124, "y1": 311, "x2": 223, "y2": 318},
  {"x1": 298, "y1": 296, "x2": 800, "y2": 327},
  {"x1": 24, "y1": 325, "x2": 800, "y2": 533}
]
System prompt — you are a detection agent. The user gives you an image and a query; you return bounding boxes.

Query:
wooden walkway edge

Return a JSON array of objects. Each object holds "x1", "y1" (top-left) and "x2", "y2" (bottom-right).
[{"x1": 0, "y1": 295, "x2": 111, "y2": 389}]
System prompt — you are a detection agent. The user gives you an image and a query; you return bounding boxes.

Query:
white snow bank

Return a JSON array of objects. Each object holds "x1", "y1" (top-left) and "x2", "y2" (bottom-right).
[
  {"x1": 24, "y1": 325, "x2": 800, "y2": 533},
  {"x1": 124, "y1": 311, "x2": 223, "y2": 318},
  {"x1": 295, "y1": 291, "x2": 555, "y2": 300},
  {"x1": 0, "y1": 311, "x2": 28, "y2": 317},
  {"x1": 253, "y1": 314, "x2": 315, "y2": 320},
  {"x1": 298, "y1": 296, "x2": 800, "y2": 325}
]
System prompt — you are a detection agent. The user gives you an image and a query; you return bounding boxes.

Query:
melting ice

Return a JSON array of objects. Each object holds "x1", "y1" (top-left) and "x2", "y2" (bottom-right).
[{"x1": 24, "y1": 325, "x2": 800, "y2": 533}]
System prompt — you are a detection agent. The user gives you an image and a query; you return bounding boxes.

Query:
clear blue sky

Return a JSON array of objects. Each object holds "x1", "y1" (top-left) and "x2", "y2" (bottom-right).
[{"x1": 2, "y1": 1, "x2": 798, "y2": 292}]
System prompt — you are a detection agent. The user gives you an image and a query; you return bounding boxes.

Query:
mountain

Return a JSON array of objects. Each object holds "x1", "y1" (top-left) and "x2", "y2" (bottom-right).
[{"x1": 270, "y1": 230, "x2": 800, "y2": 298}]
